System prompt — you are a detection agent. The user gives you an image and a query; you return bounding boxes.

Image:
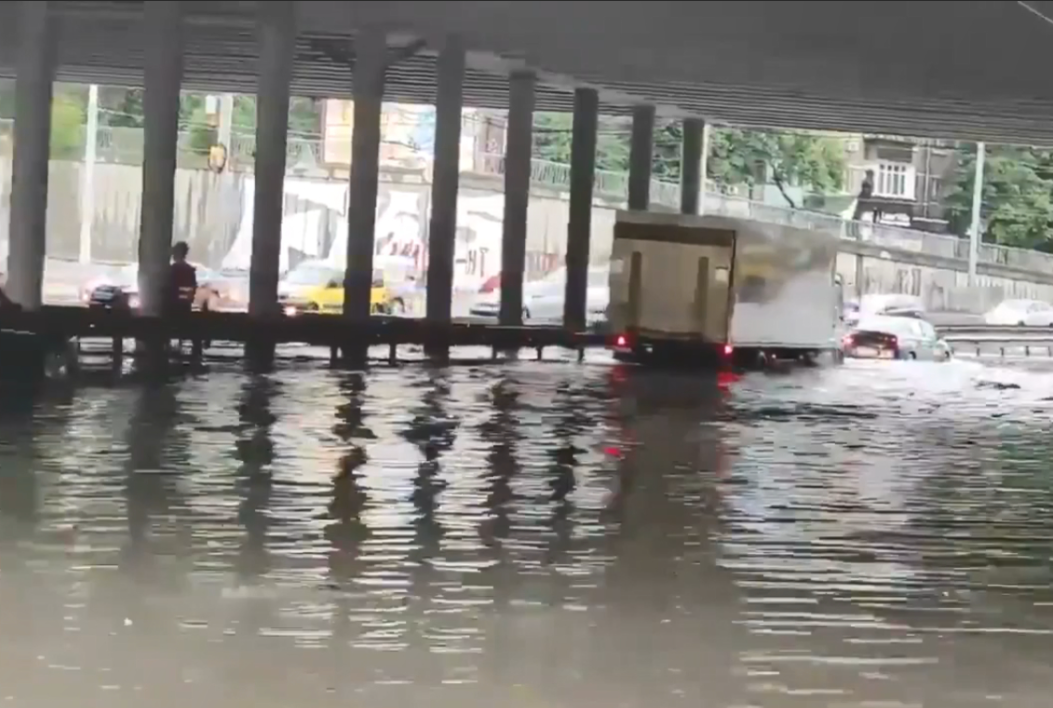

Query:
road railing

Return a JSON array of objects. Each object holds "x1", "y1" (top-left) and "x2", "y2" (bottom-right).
[{"x1": 937, "y1": 324, "x2": 1053, "y2": 357}]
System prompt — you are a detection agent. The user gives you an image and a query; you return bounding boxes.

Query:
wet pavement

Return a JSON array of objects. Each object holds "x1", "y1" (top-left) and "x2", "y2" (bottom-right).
[{"x1": 0, "y1": 357, "x2": 1052, "y2": 707}]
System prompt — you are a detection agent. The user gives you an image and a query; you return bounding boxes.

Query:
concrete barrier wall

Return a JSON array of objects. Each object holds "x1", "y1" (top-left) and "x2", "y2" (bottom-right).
[{"x1": 1, "y1": 156, "x2": 1051, "y2": 313}]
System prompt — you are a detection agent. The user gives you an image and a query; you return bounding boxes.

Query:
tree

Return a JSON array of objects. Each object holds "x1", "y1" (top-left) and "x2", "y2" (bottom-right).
[
  {"x1": 50, "y1": 86, "x2": 88, "y2": 160},
  {"x1": 99, "y1": 86, "x2": 144, "y2": 127},
  {"x1": 530, "y1": 112, "x2": 845, "y2": 208},
  {"x1": 531, "y1": 112, "x2": 630, "y2": 174},
  {"x1": 1, "y1": 81, "x2": 90, "y2": 160},
  {"x1": 945, "y1": 145, "x2": 1053, "y2": 252},
  {"x1": 708, "y1": 128, "x2": 846, "y2": 207}
]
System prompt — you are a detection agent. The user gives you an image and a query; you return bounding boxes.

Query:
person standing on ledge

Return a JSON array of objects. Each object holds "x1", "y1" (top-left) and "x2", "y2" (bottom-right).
[
  {"x1": 166, "y1": 241, "x2": 203, "y2": 358},
  {"x1": 166, "y1": 241, "x2": 198, "y2": 316}
]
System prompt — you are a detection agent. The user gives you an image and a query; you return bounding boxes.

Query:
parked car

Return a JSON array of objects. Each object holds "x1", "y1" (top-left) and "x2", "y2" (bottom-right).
[
  {"x1": 841, "y1": 315, "x2": 950, "y2": 361},
  {"x1": 983, "y1": 299, "x2": 1053, "y2": 326},
  {"x1": 85, "y1": 263, "x2": 239, "y2": 312},
  {"x1": 468, "y1": 266, "x2": 609, "y2": 326}
]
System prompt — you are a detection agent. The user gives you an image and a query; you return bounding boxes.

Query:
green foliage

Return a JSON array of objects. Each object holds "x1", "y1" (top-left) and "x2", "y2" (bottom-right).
[
  {"x1": 945, "y1": 145, "x2": 1053, "y2": 252},
  {"x1": 530, "y1": 112, "x2": 845, "y2": 208},
  {"x1": 531, "y1": 113, "x2": 631, "y2": 173},
  {"x1": 709, "y1": 129, "x2": 845, "y2": 206},
  {"x1": 99, "y1": 86, "x2": 143, "y2": 127},
  {"x1": 50, "y1": 87, "x2": 88, "y2": 160}
]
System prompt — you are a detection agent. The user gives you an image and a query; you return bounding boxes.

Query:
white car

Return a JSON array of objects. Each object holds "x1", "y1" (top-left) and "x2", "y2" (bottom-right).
[
  {"x1": 468, "y1": 266, "x2": 609, "y2": 325},
  {"x1": 984, "y1": 299, "x2": 1053, "y2": 326}
]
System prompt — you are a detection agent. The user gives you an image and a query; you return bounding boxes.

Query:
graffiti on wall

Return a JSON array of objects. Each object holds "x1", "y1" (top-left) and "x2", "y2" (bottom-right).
[{"x1": 224, "y1": 177, "x2": 569, "y2": 290}]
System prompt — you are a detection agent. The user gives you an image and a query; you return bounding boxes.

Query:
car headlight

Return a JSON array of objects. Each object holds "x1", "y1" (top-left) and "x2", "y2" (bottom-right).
[
  {"x1": 127, "y1": 295, "x2": 140, "y2": 309},
  {"x1": 284, "y1": 305, "x2": 299, "y2": 317}
]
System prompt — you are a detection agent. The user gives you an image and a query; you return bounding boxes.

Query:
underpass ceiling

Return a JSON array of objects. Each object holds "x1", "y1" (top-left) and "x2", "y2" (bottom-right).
[{"x1": 2, "y1": 1, "x2": 1053, "y2": 143}]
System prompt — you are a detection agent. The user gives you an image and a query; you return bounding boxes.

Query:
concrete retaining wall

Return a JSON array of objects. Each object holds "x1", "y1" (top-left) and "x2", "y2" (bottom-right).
[{"x1": 2, "y1": 156, "x2": 1052, "y2": 313}]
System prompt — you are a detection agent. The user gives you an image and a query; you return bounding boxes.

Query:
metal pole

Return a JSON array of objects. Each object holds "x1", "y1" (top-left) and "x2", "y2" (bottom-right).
[
  {"x1": 217, "y1": 93, "x2": 234, "y2": 150},
  {"x1": 699, "y1": 122, "x2": 710, "y2": 215},
  {"x1": 79, "y1": 84, "x2": 98, "y2": 264},
  {"x1": 968, "y1": 141, "x2": 985, "y2": 283}
]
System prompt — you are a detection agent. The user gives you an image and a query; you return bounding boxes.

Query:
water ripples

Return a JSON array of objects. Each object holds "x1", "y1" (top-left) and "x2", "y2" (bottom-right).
[{"x1": 0, "y1": 357, "x2": 1051, "y2": 706}]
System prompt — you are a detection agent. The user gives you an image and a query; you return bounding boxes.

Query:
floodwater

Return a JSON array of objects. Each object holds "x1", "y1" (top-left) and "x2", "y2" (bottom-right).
[{"x1": 1, "y1": 354, "x2": 1052, "y2": 708}]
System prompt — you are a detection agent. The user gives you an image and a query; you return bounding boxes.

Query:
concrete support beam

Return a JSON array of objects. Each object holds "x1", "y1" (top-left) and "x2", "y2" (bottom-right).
[
  {"x1": 138, "y1": 0, "x2": 183, "y2": 317},
  {"x1": 499, "y1": 70, "x2": 535, "y2": 327},
  {"x1": 680, "y1": 118, "x2": 704, "y2": 215},
  {"x1": 627, "y1": 105, "x2": 655, "y2": 211},
  {"x1": 425, "y1": 36, "x2": 465, "y2": 337},
  {"x1": 563, "y1": 88, "x2": 599, "y2": 331},
  {"x1": 342, "y1": 31, "x2": 387, "y2": 326},
  {"x1": 6, "y1": 2, "x2": 55, "y2": 309},
  {"x1": 247, "y1": 1, "x2": 296, "y2": 363}
]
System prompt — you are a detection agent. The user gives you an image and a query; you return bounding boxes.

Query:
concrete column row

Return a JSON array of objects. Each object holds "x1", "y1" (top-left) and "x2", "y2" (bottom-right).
[
  {"x1": 6, "y1": 2, "x2": 55, "y2": 309},
  {"x1": 4, "y1": 0, "x2": 710, "y2": 344}
]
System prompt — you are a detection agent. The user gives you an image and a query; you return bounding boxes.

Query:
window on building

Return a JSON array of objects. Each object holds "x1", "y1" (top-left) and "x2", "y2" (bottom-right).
[{"x1": 875, "y1": 162, "x2": 914, "y2": 199}]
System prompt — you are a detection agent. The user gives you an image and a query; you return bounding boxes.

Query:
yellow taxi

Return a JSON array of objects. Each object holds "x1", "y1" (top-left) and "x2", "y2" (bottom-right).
[{"x1": 277, "y1": 260, "x2": 391, "y2": 315}]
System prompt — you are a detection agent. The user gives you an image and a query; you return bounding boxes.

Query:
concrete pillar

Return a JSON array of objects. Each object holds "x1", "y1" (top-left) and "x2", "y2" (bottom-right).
[
  {"x1": 425, "y1": 36, "x2": 465, "y2": 330},
  {"x1": 6, "y1": 2, "x2": 56, "y2": 310},
  {"x1": 138, "y1": 0, "x2": 183, "y2": 317},
  {"x1": 342, "y1": 31, "x2": 387, "y2": 324},
  {"x1": 562, "y1": 88, "x2": 598, "y2": 331},
  {"x1": 248, "y1": 2, "x2": 296, "y2": 325},
  {"x1": 499, "y1": 70, "x2": 535, "y2": 326},
  {"x1": 627, "y1": 105, "x2": 654, "y2": 211},
  {"x1": 680, "y1": 118, "x2": 704, "y2": 215}
]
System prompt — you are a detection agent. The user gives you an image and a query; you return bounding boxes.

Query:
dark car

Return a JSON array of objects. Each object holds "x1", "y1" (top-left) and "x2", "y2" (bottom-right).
[
  {"x1": 842, "y1": 315, "x2": 951, "y2": 361},
  {"x1": 87, "y1": 263, "x2": 236, "y2": 312}
]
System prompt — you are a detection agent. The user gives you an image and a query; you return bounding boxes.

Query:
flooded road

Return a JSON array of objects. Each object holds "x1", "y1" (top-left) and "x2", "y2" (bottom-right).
[{"x1": 1, "y1": 357, "x2": 1052, "y2": 707}]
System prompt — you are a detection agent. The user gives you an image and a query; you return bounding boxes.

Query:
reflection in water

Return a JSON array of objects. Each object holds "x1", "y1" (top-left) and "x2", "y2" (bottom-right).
[
  {"x1": 234, "y1": 375, "x2": 277, "y2": 582},
  {"x1": 0, "y1": 359, "x2": 1052, "y2": 706}
]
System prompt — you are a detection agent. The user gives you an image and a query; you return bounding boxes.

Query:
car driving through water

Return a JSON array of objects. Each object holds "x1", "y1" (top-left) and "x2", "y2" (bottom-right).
[{"x1": 841, "y1": 314, "x2": 951, "y2": 361}]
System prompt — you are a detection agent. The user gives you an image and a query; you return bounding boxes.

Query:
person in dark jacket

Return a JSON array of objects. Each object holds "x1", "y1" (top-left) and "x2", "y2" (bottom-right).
[
  {"x1": 166, "y1": 241, "x2": 205, "y2": 358},
  {"x1": 166, "y1": 241, "x2": 198, "y2": 316}
]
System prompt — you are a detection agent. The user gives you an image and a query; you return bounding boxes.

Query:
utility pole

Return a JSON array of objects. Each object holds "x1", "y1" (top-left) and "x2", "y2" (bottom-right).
[
  {"x1": 968, "y1": 142, "x2": 985, "y2": 283},
  {"x1": 79, "y1": 84, "x2": 99, "y2": 264},
  {"x1": 217, "y1": 93, "x2": 234, "y2": 152},
  {"x1": 699, "y1": 122, "x2": 710, "y2": 215}
]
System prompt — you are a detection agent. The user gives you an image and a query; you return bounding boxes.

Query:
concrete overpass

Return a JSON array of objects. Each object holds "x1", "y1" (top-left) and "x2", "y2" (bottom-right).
[
  {"x1": 5, "y1": 2, "x2": 1053, "y2": 141},
  {"x1": 4, "y1": 1, "x2": 1053, "y2": 360}
]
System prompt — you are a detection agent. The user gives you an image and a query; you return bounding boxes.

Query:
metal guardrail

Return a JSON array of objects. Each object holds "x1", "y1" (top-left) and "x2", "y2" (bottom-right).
[
  {"x1": 936, "y1": 324, "x2": 1053, "y2": 356},
  {"x1": 937, "y1": 324, "x2": 1053, "y2": 336}
]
